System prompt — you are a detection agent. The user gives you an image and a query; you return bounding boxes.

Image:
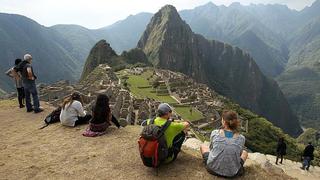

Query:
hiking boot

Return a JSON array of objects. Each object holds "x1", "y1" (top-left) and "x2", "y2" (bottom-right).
[
  {"x1": 300, "y1": 167, "x2": 305, "y2": 170},
  {"x1": 19, "y1": 104, "x2": 25, "y2": 108},
  {"x1": 34, "y1": 108, "x2": 44, "y2": 113},
  {"x1": 27, "y1": 108, "x2": 34, "y2": 112}
]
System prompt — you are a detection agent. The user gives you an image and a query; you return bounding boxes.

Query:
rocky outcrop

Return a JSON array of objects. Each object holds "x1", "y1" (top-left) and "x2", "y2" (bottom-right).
[
  {"x1": 80, "y1": 40, "x2": 124, "y2": 81},
  {"x1": 137, "y1": 5, "x2": 302, "y2": 137}
]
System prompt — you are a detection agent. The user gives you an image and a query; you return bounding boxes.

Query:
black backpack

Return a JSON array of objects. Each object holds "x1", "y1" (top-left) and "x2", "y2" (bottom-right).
[
  {"x1": 138, "y1": 118, "x2": 171, "y2": 168},
  {"x1": 14, "y1": 60, "x2": 28, "y2": 73},
  {"x1": 39, "y1": 107, "x2": 62, "y2": 129}
]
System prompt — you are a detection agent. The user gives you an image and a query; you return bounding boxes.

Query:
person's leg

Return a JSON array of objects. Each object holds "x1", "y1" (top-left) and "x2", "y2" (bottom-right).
[
  {"x1": 30, "y1": 83, "x2": 41, "y2": 112},
  {"x1": 301, "y1": 157, "x2": 308, "y2": 170},
  {"x1": 111, "y1": 115, "x2": 121, "y2": 128},
  {"x1": 21, "y1": 87, "x2": 25, "y2": 105},
  {"x1": 24, "y1": 85, "x2": 32, "y2": 112},
  {"x1": 276, "y1": 155, "x2": 279, "y2": 164},
  {"x1": 171, "y1": 131, "x2": 186, "y2": 161},
  {"x1": 75, "y1": 114, "x2": 92, "y2": 126},
  {"x1": 200, "y1": 144, "x2": 209, "y2": 154},
  {"x1": 17, "y1": 88, "x2": 24, "y2": 108},
  {"x1": 280, "y1": 155, "x2": 283, "y2": 164},
  {"x1": 306, "y1": 158, "x2": 311, "y2": 170},
  {"x1": 241, "y1": 150, "x2": 248, "y2": 163},
  {"x1": 200, "y1": 145, "x2": 210, "y2": 165}
]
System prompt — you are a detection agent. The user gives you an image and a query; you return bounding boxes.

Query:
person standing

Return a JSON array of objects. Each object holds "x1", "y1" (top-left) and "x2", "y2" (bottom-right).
[
  {"x1": 275, "y1": 137, "x2": 286, "y2": 165},
  {"x1": 5, "y1": 58, "x2": 25, "y2": 108},
  {"x1": 20, "y1": 54, "x2": 43, "y2": 113},
  {"x1": 301, "y1": 142, "x2": 315, "y2": 170}
]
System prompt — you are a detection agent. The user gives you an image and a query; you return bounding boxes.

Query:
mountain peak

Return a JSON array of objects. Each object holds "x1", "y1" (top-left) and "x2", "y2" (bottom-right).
[
  {"x1": 80, "y1": 40, "x2": 117, "y2": 81},
  {"x1": 137, "y1": 4, "x2": 192, "y2": 65}
]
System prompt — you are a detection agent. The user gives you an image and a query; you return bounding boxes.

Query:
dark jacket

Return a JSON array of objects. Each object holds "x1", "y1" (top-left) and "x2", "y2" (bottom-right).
[
  {"x1": 303, "y1": 144, "x2": 315, "y2": 159},
  {"x1": 276, "y1": 141, "x2": 287, "y2": 155}
]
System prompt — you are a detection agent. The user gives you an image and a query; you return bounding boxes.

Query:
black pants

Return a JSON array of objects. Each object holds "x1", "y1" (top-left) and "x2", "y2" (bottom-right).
[
  {"x1": 171, "y1": 131, "x2": 186, "y2": 161},
  {"x1": 276, "y1": 154, "x2": 284, "y2": 164},
  {"x1": 75, "y1": 115, "x2": 92, "y2": 126},
  {"x1": 17, "y1": 87, "x2": 25, "y2": 107}
]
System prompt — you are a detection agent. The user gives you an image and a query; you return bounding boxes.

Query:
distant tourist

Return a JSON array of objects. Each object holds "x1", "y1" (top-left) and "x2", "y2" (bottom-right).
[
  {"x1": 276, "y1": 137, "x2": 287, "y2": 165},
  {"x1": 18, "y1": 54, "x2": 43, "y2": 113},
  {"x1": 83, "y1": 94, "x2": 125, "y2": 137},
  {"x1": 200, "y1": 110, "x2": 248, "y2": 178},
  {"x1": 60, "y1": 92, "x2": 92, "y2": 127},
  {"x1": 301, "y1": 142, "x2": 315, "y2": 170},
  {"x1": 138, "y1": 103, "x2": 190, "y2": 167},
  {"x1": 5, "y1": 58, "x2": 25, "y2": 108}
]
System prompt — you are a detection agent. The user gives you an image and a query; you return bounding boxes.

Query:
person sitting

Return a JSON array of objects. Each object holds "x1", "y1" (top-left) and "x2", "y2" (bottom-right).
[
  {"x1": 83, "y1": 94, "x2": 123, "y2": 137},
  {"x1": 148, "y1": 103, "x2": 190, "y2": 163},
  {"x1": 200, "y1": 110, "x2": 248, "y2": 178},
  {"x1": 60, "y1": 92, "x2": 92, "y2": 127}
]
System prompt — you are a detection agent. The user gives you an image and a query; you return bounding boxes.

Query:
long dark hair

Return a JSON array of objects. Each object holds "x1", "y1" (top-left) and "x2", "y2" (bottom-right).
[
  {"x1": 91, "y1": 94, "x2": 111, "y2": 124},
  {"x1": 62, "y1": 92, "x2": 83, "y2": 109}
]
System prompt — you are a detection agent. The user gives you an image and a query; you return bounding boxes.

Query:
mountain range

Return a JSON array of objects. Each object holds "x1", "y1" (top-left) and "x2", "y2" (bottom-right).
[{"x1": 1, "y1": 1, "x2": 320, "y2": 132}]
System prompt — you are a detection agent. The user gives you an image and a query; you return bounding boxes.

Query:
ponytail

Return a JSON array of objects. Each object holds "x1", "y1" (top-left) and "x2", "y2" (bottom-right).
[{"x1": 222, "y1": 110, "x2": 240, "y2": 132}]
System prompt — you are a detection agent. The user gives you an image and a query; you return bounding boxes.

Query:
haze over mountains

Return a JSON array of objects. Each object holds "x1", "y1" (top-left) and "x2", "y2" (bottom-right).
[{"x1": 1, "y1": 1, "x2": 320, "y2": 132}]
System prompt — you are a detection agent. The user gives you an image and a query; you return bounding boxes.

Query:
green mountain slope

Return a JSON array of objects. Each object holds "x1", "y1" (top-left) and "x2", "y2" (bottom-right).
[
  {"x1": 137, "y1": 5, "x2": 302, "y2": 137},
  {"x1": 0, "y1": 13, "x2": 81, "y2": 92}
]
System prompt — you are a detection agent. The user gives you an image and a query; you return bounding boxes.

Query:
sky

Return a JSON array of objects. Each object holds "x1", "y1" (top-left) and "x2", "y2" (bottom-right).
[{"x1": 0, "y1": 0, "x2": 316, "y2": 29}]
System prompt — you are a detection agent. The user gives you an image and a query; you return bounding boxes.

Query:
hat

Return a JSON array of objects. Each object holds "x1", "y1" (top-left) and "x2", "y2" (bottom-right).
[
  {"x1": 157, "y1": 103, "x2": 173, "y2": 116},
  {"x1": 24, "y1": 54, "x2": 32, "y2": 61}
]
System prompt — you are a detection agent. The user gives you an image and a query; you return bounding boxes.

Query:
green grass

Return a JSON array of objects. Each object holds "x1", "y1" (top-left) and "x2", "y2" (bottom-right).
[
  {"x1": 174, "y1": 107, "x2": 204, "y2": 121},
  {"x1": 117, "y1": 69, "x2": 203, "y2": 121}
]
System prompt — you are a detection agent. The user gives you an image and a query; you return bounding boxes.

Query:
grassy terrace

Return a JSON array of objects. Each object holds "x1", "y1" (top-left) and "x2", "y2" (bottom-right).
[{"x1": 116, "y1": 69, "x2": 204, "y2": 121}]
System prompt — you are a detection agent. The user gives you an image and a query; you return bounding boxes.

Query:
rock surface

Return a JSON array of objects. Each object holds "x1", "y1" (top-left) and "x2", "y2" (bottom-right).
[{"x1": 183, "y1": 138, "x2": 320, "y2": 180}]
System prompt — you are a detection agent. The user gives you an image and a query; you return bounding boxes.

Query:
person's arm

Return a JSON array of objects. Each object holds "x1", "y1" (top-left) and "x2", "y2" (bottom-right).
[
  {"x1": 75, "y1": 101, "x2": 86, "y2": 117},
  {"x1": 111, "y1": 114, "x2": 121, "y2": 128},
  {"x1": 5, "y1": 68, "x2": 13, "y2": 78},
  {"x1": 26, "y1": 67, "x2": 35, "y2": 80}
]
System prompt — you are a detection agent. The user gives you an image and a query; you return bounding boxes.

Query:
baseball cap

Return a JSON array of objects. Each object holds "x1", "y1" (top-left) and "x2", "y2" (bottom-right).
[{"x1": 157, "y1": 103, "x2": 173, "y2": 116}]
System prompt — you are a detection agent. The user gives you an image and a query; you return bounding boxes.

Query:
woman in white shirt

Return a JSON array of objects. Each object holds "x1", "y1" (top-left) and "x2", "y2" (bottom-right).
[{"x1": 60, "y1": 92, "x2": 92, "y2": 127}]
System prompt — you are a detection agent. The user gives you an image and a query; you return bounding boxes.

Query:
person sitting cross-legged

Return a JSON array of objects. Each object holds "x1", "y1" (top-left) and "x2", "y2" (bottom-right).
[
  {"x1": 147, "y1": 103, "x2": 190, "y2": 163},
  {"x1": 60, "y1": 92, "x2": 92, "y2": 127},
  {"x1": 200, "y1": 110, "x2": 248, "y2": 178},
  {"x1": 83, "y1": 94, "x2": 125, "y2": 137}
]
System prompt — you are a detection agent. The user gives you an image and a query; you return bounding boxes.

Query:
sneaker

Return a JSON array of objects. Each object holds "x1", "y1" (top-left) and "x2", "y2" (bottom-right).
[
  {"x1": 34, "y1": 108, "x2": 44, "y2": 113},
  {"x1": 19, "y1": 105, "x2": 25, "y2": 108}
]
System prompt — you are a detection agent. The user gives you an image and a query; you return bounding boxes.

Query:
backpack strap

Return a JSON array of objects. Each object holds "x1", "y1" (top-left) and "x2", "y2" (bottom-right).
[
  {"x1": 157, "y1": 120, "x2": 171, "y2": 138},
  {"x1": 149, "y1": 117, "x2": 157, "y2": 125}
]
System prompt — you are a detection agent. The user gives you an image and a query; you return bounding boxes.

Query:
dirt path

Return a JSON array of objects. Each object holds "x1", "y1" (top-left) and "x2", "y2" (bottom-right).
[{"x1": 0, "y1": 99, "x2": 293, "y2": 180}]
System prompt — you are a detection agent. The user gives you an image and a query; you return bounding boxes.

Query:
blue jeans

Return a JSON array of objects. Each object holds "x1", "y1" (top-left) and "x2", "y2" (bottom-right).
[
  {"x1": 24, "y1": 82, "x2": 40, "y2": 111},
  {"x1": 302, "y1": 156, "x2": 311, "y2": 169}
]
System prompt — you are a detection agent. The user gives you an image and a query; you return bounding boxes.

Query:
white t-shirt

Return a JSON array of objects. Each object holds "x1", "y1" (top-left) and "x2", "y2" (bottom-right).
[{"x1": 60, "y1": 100, "x2": 86, "y2": 127}]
